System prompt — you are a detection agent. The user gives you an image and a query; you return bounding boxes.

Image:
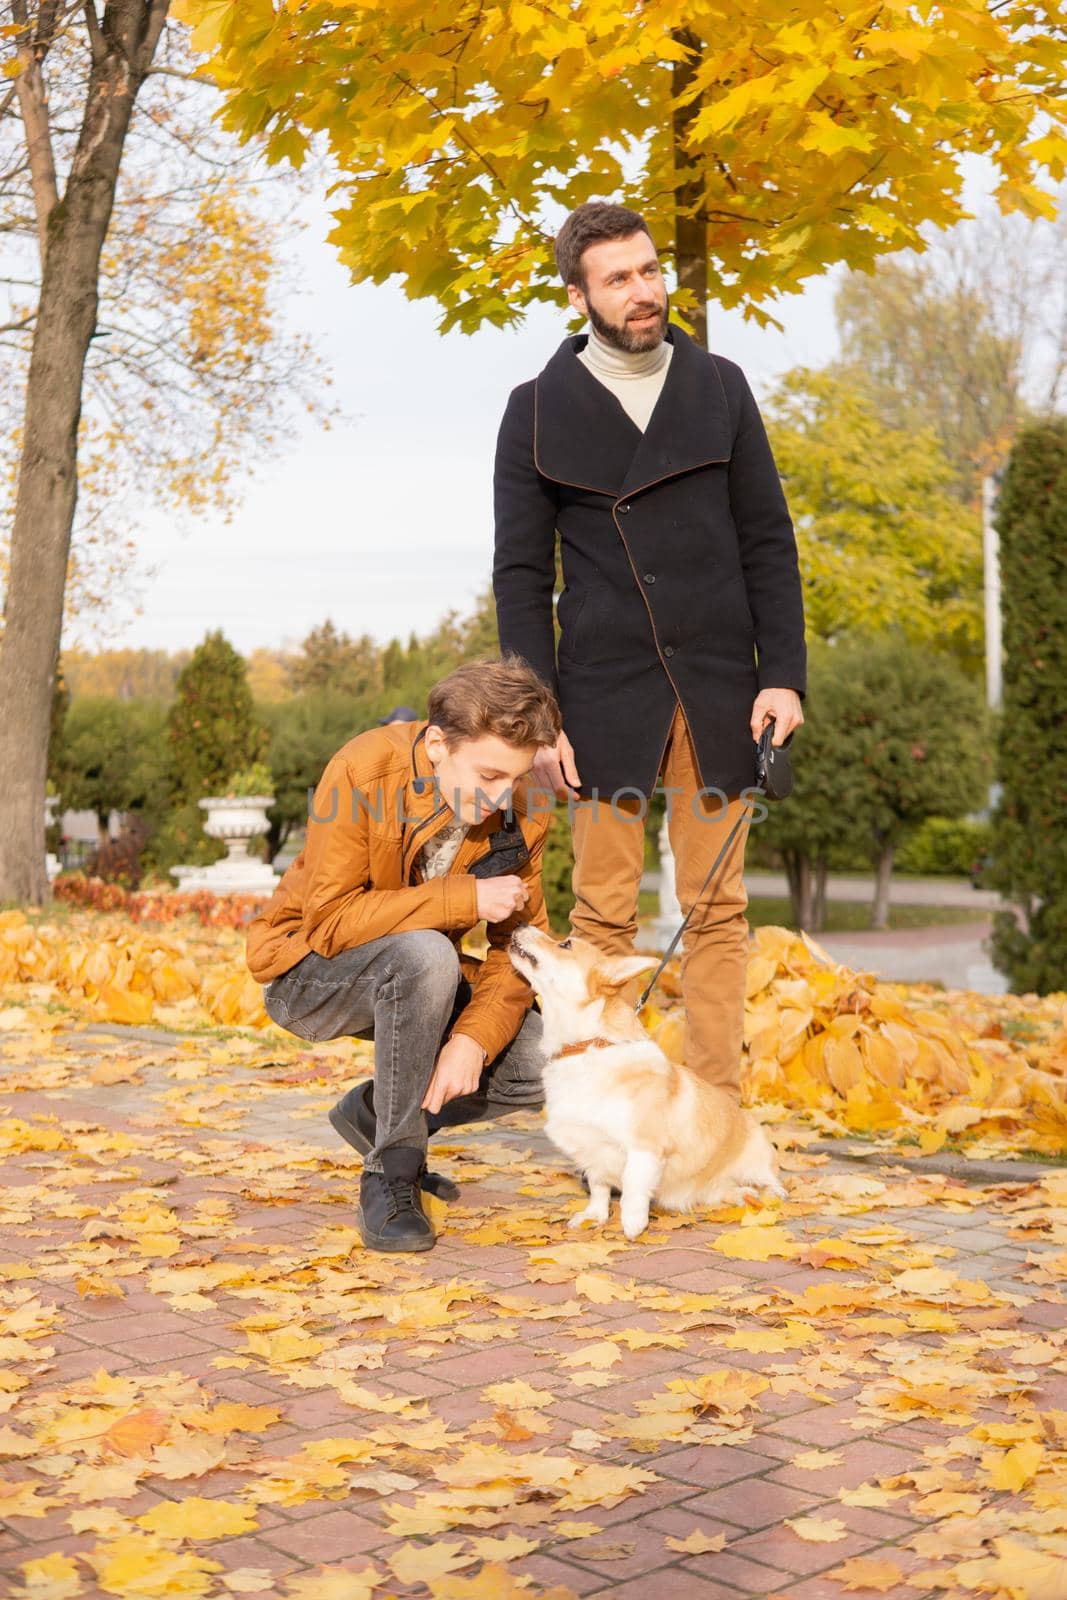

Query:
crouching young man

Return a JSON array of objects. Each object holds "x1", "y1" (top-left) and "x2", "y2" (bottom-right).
[{"x1": 246, "y1": 656, "x2": 560, "y2": 1254}]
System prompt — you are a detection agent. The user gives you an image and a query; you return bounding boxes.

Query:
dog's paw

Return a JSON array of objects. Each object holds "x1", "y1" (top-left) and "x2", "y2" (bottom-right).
[
  {"x1": 620, "y1": 1206, "x2": 650, "y2": 1241},
  {"x1": 569, "y1": 1204, "x2": 608, "y2": 1229}
]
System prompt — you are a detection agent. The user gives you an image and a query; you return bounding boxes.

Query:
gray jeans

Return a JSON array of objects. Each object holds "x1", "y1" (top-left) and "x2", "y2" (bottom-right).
[{"x1": 262, "y1": 929, "x2": 545, "y2": 1172}]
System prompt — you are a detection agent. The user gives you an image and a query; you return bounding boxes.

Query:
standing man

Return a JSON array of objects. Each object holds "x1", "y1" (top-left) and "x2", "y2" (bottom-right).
[{"x1": 493, "y1": 201, "x2": 806, "y2": 1103}]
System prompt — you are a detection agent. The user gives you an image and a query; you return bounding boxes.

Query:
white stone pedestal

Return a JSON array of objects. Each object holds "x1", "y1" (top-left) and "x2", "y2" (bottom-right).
[
  {"x1": 170, "y1": 795, "x2": 279, "y2": 896},
  {"x1": 654, "y1": 814, "x2": 682, "y2": 951}
]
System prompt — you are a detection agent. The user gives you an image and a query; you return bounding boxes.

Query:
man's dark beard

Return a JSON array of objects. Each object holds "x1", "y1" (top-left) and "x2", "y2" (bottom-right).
[{"x1": 587, "y1": 291, "x2": 669, "y2": 353}]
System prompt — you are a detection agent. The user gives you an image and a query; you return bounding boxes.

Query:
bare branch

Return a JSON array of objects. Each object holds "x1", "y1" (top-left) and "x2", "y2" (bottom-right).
[{"x1": 84, "y1": 1, "x2": 106, "y2": 65}]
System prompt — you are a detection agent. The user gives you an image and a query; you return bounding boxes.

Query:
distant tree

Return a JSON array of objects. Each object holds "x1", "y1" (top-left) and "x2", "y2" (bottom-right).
[
  {"x1": 834, "y1": 205, "x2": 1067, "y2": 500},
  {"x1": 761, "y1": 637, "x2": 988, "y2": 929},
  {"x1": 989, "y1": 420, "x2": 1067, "y2": 995},
  {"x1": 291, "y1": 620, "x2": 382, "y2": 700},
  {"x1": 51, "y1": 697, "x2": 169, "y2": 842},
  {"x1": 166, "y1": 630, "x2": 267, "y2": 803},
  {"x1": 767, "y1": 368, "x2": 983, "y2": 668},
  {"x1": 260, "y1": 692, "x2": 365, "y2": 860},
  {"x1": 246, "y1": 647, "x2": 296, "y2": 703},
  {"x1": 59, "y1": 647, "x2": 191, "y2": 702}
]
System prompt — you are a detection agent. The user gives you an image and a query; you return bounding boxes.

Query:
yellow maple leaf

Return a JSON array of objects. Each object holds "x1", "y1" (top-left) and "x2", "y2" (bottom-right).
[
  {"x1": 785, "y1": 1515, "x2": 848, "y2": 1542},
  {"x1": 220, "y1": 1570, "x2": 276, "y2": 1594},
  {"x1": 711, "y1": 1225, "x2": 799, "y2": 1261},
  {"x1": 466, "y1": 1534, "x2": 541, "y2": 1562},
  {"x1": 244, "y1": 1327, "x2": 326, "y2": 1365},
  {"x1": 665, "y1": 1530, "x2": 727, "y2": 1554},
  {"x1": 559, "y1": 1341, "x2": 621, "y2": 1370},
  {"x1": 282, "y1": 1568, "x2": 383, "y2": 1599},
  {"x1": 83, "y1": 1533, "x2": 224, "y2": 1595},
  {"x1": 136, "y1": 1497, "x2": 258, "y2": 1540},
  {"x1": 828, "y1": 1555, "x2": 906, "y2": 1592},
  {"x1": 387, "y1": 1541, "x2": 477, "y2": 1586},
  {"x1": 980, "y1": 1438, "x2": 1045, "y2": 1491},
  {"x1": 16, "y1": 1551, "x2": 82, "y2": 1597},
  {"x1": 75, "y1": 1275, "x2": 126, "y2": 1299}
]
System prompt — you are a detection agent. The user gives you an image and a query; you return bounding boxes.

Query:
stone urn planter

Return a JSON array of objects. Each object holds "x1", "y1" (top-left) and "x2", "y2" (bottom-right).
[{"x1": 170, "y1": 768, "x2": 280, "y2": 895}]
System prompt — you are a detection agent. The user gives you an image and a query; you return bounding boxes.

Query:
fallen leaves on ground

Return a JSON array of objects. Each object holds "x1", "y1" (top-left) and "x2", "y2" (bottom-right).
[{"x1": 0, "y1": 908, "x2": 1065, "y2": 1597}]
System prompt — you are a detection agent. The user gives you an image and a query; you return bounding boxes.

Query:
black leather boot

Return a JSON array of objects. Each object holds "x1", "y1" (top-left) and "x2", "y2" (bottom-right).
[
  {"x1": 329, "y1": 1080, "x2": 460, "y2": 1202},
  {"x1": 358, "y1": 1145, "x2": 435, "y2": 1253}
]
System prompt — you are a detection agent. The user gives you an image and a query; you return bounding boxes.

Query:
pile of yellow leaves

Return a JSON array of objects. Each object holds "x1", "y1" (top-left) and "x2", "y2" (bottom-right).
[
  {"x1": 647, "y1": 927, "x2": 1067, "y2": 1156},
  {"x1": 2, "y1": 909, "x2": 1065, "y2": 1155},
  {"x1": 0, "y1": 908, "x2": 267, "y2": 1032}
]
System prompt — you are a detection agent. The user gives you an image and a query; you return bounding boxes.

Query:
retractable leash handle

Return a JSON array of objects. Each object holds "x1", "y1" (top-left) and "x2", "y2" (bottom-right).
[{"x1": 633, "y1": 716, "x2": 793, "y2": 1016}]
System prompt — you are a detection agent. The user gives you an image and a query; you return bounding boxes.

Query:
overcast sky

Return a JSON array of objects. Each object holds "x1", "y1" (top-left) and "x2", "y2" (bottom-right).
[{"x1": 78, "y1": 180, "x2": 853, "y2": 660}]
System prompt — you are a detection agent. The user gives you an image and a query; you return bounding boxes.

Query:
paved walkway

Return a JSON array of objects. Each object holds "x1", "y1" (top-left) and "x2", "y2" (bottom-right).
[{"x1": 1, "y1": 1017, "x2": 1063, "y2": 1599}]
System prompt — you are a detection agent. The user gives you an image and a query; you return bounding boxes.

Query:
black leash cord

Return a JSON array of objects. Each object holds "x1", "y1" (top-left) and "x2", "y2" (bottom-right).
[{"x1": 633, "y1": 785, "x2": 763, "y2": 1016}]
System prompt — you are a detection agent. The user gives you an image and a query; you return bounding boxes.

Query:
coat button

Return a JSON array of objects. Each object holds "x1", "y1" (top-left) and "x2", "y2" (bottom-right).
[
  {"x1": 643, "y1": 572, "x2": 656, "y2": 584},
  {"x1": 618, "y1": 502, "x2": 631, "y2": 514},
  {"x1": 664, "y1": 645, "x2": 675, "y2": 657}
]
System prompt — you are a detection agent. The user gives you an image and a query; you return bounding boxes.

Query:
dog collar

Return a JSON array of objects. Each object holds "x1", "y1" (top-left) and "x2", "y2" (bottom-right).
[{"x1": 556, "y1": 1037, "x2": 617, "y2": 1058}]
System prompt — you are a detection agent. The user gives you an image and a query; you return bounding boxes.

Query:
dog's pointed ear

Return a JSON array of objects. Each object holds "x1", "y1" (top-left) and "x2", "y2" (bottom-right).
[{"x1": 603, "y1": 953, "x2": 661, "y2": 987}]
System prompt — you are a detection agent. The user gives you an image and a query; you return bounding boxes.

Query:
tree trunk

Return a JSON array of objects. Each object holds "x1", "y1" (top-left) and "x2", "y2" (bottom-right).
[
  {"x1": 783, "y1": 848, "x2": 814, "y2": 930},
  {"x1": 811, "y1": 854, "x2": 828, "y2": 932},
  {"x1": 671, "y1": 28, "x2": 708, "y2": 350},
  {"x1": 0, "y1": 1, "x2": 168, "y2": 904},
  {"x1": 871, "y1": 842, "x2": 895, "y2": 931}
]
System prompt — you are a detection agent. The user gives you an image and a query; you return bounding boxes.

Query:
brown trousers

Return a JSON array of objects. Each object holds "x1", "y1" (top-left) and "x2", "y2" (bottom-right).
[{"x1": 569, "y1": 701, "x2": 751, "y2": 1097}]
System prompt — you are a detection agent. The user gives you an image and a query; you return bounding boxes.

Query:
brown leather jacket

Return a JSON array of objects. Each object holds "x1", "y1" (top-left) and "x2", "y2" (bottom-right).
[{"x1": 245, "y1": 719, "x2": 552, "y2": 1064}]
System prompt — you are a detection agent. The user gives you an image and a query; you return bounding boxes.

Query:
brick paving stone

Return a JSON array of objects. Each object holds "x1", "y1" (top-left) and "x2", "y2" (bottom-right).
[
  {"x1": 680, "y1": 1477, "x2": 826, "y2": 1531},
  {"x1": 423, "y1": 1343, "x2": 552, "y2": 1385},
  {"x1": 764, "y1": 1400, "x2": 884, "y2": 1448},
  {"x1": 656, "y1": 1268, "x2": 746, "y2": 1294},
  {"x1": 766, "y1": 1438, "x2": 919, "y2": 1494},
  {"x1": 587, "y1": 1566, "x2": 746, "y2": 1599},
  {"x1": 121, "y1": 1333, "x2": 219, "y2": 1364},
  {"x1": 727, "y1": 1519, "x2": 882, "y2": 1576},
  {"x1": 653, "y1": 1442, "x2": 784, "y2": 1490},
  {"x1": 624, "y1": 1249, "x2": 722, "y2": 1281},
  {"x1": 567, "y1": 1478, "x2": 704, "y2": 1530},
  {"x1": 513, "y1": 1552, "x2": 607, "y2": 1595},
  {"x1": 680, "y1": 1546, "x2": 799, "y2": 1593},
  {"x1": 256, "y1": 1508, "x2": 385, "y2": 1561},
  {"x1": 565, "y1": 1514, "x2": 691, "y2": 1582},
  {"x1": 197, "y1": 1533, "x2": 305, "y2": 1579}
]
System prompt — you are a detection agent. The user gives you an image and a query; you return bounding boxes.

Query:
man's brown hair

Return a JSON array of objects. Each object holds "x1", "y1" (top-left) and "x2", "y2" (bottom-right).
[
  {"x1": 554, "y1": 201, "x2": 653, "y2": 289},
  {"x1": 427, "y1": 653, "x2": 561, "y2": 750}
]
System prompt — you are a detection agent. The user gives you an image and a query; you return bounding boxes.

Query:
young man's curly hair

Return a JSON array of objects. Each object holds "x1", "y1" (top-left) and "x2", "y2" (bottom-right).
[{"x1": 427, "y1": 653, "x2": 561, "y2": 751}]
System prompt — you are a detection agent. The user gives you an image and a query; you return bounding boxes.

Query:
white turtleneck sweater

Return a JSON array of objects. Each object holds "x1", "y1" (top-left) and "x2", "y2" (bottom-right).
[{"x1": 577, "y1": 325, "x2": 673, "y2": 432}]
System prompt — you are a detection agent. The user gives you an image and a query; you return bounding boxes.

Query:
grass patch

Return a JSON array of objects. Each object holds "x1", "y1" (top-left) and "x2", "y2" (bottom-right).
[{"x1": 638, "y1": 890, "x2": 990, "y2": 935}]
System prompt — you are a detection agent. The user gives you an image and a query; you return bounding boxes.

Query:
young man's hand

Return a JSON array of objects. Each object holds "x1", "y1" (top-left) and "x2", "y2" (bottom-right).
[
  {"x1": 475, "y1": 874, "x2": 529, "y2": 923},
  {"x1": 421, "y1": 1032, "x2": 487, "y2": 1114},
  {"x1": 529, "y1": 727, "x2": 581, "y2": 801}
]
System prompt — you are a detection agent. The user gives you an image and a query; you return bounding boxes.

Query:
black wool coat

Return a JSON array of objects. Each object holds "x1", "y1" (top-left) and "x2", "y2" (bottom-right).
[{"x1": 492, "y1": 322, "x2": 807, "y2": 800}]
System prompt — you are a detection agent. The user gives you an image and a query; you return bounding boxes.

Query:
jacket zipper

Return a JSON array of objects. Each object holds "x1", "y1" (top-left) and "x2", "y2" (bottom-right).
[{"x1": 404, "y1": 802, "x2": 449, "y2": 885}]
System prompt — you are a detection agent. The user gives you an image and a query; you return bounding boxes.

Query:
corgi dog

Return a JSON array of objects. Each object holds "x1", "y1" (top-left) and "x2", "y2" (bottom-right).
[{"x1": 507, "y1": 924, "x2": 786, "y2": 1239}]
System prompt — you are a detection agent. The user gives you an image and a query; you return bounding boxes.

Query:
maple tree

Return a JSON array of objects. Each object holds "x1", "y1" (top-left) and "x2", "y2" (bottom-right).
[
  {"x1": 765, "y1": 368, "x2": 983, "y2": 666},
  {"x1": 0, "y1": 5, "x2": 332, "y2": 906},
  {"x1": 177, "y1": 0, "x2": 1067, "y2": 343}
]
